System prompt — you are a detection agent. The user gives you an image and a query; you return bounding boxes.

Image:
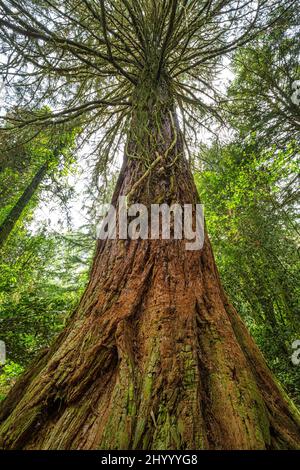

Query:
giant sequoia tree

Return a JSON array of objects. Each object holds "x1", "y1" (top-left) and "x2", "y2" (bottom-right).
[{"x1": 0, "y1": 0, "x2": 299, "y2": 450}]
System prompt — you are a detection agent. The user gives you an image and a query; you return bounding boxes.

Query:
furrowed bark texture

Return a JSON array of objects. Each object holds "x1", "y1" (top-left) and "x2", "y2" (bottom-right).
[{"x1": 0, "y1": 77, "x2": 299, "y2": 450}]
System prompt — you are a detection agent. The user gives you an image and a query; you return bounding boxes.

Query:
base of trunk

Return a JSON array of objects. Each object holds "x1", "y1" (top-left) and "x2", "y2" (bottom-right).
[{"x1": 0, "y1": 233, "x2": 299, "y2": 449}]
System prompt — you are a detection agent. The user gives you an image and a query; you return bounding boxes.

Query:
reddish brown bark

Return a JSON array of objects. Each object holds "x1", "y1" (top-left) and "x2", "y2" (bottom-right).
[
  {"x1": 0, "y1": 78, "x2": 299, "y2": 449},
  {"x1": 0, "y1": 162, "x2": 48, "y2": 249}
]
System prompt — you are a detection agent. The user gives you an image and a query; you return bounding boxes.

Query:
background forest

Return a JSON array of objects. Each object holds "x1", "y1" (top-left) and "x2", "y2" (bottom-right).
[{"x1": 0, "y1": 2, "x2": 299, "y2": 408}]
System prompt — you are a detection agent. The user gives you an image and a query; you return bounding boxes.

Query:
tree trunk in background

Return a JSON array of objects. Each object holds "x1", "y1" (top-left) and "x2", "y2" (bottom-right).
[
  {"x1": 0, "y1": 162, "x2": 48, "y2": 249},
  {"x1": 0, "y1": 77, "x2": 299, "y2": 450}
]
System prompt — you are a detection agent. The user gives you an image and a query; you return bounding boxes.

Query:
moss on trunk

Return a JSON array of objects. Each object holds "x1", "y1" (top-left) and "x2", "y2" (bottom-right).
[{"x1": 0, "y1": 76, "x2": 299, "y2": 450}]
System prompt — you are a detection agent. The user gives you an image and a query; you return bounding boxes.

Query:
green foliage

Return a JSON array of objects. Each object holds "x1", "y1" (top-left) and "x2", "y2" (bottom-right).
[
  {"x1": 0, "y1": 0, "x2": 298, "y2": 413},
  {"x1": 0, "y1": 124, "x2": 77, "y2": 223},
  {"x1": 196, "y1": 138, "x2": 300, "y2": 404},
  {"x1": 226, "y1": 6, "x2": 299, "y2": 148},
  {"x1": 195, "y1": 11, "x2": 300, "y2": 403},
  {"x1": 0, "y1": 226, "x2": 93, "y2": 397},
  {"x1": 0, "y1": 362, "x2": 24, "y2": 402},
  {"x1": 0, "y1": 122, "x2": 91, "y2": 399}
]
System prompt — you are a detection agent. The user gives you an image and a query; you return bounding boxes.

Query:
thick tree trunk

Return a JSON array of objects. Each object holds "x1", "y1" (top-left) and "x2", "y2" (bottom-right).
[
  {"x1": 0, "y1": 77, "x2": 299, "y2": 450},
  {"x1": 0, "y1": 162, "x2": 48, "y2": 249}
]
